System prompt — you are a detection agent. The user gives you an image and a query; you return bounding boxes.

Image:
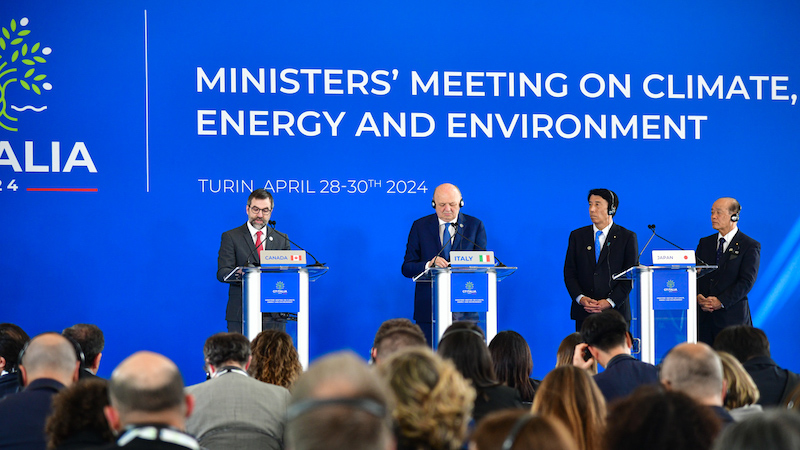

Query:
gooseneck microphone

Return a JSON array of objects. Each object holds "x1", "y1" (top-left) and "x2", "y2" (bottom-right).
[
  {"x1": 639, "y1": 224, "x2": 658, "y2": 258},
  {"x1": 269, "y1": 221, "x2": 325, "y2": 267},
  {"x1": 452, "y1": 222, "x2": 507, "y2": 267},
  {"x1": 243, "y1": 223, "x2": 275, "y2": 267},
  {"x1": 646, "y1": 224, "x2": 710, "y2": 266}
]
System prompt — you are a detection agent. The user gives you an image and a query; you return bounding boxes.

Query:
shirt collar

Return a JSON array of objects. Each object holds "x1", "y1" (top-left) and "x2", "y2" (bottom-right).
[
  {"x1": 593, "y1": 218, "x2": 614, "y2": 235},
  {"x1": 718, "y1": 226, "x2": 738, "y2": 243}
]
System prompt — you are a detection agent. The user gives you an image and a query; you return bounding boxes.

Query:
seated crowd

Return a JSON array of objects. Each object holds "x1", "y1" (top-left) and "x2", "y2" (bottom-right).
[{"x1": 1, "y1": 316, "x2": 799, "y2": 450}]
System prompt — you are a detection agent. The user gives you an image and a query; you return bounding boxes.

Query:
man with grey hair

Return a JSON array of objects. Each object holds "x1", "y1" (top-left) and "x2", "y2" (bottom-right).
[
  {"x1": 660, "y1": 342, "x2": 733, "y2": 425},
  {"x1": 287, "y1": 351, "x2": 394, "y2": 450},
  {"x1": 186, "y1": 332, "x2": 291, "y2": 450},
  {"x1": 103, "y1": 351, "x2": 199, "y2": 449},
  {"x1": 0, "y1": 332, "x2": 80, "y2": 450}
]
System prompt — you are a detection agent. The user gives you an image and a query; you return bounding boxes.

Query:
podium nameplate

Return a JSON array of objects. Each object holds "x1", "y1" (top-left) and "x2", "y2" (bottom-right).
[
  {"x1": 450, "y1": 251, "x2": 495, "y2": 266},
  {"x1": 260, "y1": 250, "x2": 307, "y2": 265},
  {"x1": 652, "y1": 250, "x2": 695, "y2": 265}
]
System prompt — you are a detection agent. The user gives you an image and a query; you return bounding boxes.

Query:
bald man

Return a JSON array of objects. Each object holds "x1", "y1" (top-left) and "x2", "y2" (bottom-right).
[
  {"x1": 402, "y1": 183, "x2": 487, "y2": 344},
  {"x1": 696, "y1": 197, "x2": 760, "y2": 345},
  {"x1": 104, "y1": 351, "x2": 199, "y2": 449},
  {"x1": 0, "y1": 333, "x2": 80, "y2": 450}
]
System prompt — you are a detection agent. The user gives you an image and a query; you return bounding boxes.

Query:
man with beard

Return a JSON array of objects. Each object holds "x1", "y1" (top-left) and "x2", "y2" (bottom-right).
[{"x1": 217, "y1": 189, "x2": 290, "y2": 333}]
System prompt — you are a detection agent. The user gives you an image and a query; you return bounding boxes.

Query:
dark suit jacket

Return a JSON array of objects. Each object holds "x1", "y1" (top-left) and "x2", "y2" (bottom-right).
[
  {"x1": 564, "y1": 223, "x2": 638, "y2": 323},
  {"x1": 593, "y1": 354, "x2": 659, "y2": 403},
  {"x1": 0, "y1": 372, "x2": 20, "y2": 400},
  {"x1": 695, "y1": 230, "x2": 760, "y2": 344},
  {"x1": 0, "y1": 378, "x2": 65, "y2": 450},
  {"x1": 743, "y1": 356, "x2": 800, "y2": 406},
  {"x1": 401, "y1": 213, "x2": 487, "y2": 322},
  {"x1": 217, "y1": 223, "x2": 291, "y2": 321}
]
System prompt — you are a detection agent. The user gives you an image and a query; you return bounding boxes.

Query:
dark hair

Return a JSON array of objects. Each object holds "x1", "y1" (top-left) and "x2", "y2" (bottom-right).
[
  {"x1": 587, "y1": 189, "x2": 618, "y2": 212},
  {"x1": 248, "y1": 188, "x2": 274, "y2": 206},
  {"x1": 488, "y1": 330, "x2": 535, "y2": 402},
  {"x1": 712, "y1": 410, "x2": 800, "y2": 450},
  {"x1": 472, "y1": 410, "x2": 578, "y2": 450},
  {"x1": 249, "y1": 330, "x2": 302, "y2": 388},
  {"x1": 437, "y1": 322, "x2": 498, "y2": 388},
  {"x1": 0, "y1": 323, "x2": 29, "y2": 372},
  {"x1": 605, "y1": 385, "x2": 721, "y2": 450},
  {"x1": 580, "y1": 310, "x2": 627, "y2": 352},
  {"x1": 375, "y1": 328, "x2": 426, "y2": 361},
  {"x1": 712, "y1": 325, "x2": 770, "y2": 362},
  {"x1": 372, "y1": 318, "x2": 425, "y2": 348},
  {"x1": 46, "y1": 378, "x2": 115, "y2": 449},
  {"x1": 203, "y1": 332, "x2": 251, "y2": 367},
  {"x1": 62, "y1": 324, "x2": 104, "y2": 366}
]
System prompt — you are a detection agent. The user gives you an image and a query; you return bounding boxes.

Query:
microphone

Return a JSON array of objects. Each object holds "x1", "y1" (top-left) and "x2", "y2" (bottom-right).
[
  {"x1": 647, "y1": 224, "x2": 710, "y2": 266},
  {"x1": 243, "y1": 224, "x2": 274, "y2": 267},
  {"x1": 422, "y1": 222, "x2": 456, "y2": 276},
  {"x1": 639, "y1": 224, "x2": 657, "y2": 258},
  {"x1": 269, "y1": 221, "x2": 325, "y2": 267},
  {"x1": 451, "y1": 222, "x2": 507, "y2": 267}
]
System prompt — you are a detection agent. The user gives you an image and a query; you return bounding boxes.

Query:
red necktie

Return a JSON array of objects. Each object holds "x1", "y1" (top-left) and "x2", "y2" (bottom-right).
[{"x1": 255, "y1": 231, "x2": 264, "y2": 259}]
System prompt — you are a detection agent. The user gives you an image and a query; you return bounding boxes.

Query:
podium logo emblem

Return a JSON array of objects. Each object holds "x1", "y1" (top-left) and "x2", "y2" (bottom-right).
[{"x1": 276, "y1": 281, "x2": 285, "y2": 289}]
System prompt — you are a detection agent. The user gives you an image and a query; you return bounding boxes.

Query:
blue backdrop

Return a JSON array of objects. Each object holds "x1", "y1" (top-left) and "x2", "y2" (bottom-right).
[{"x1": 2, "y1": 0, "x2": 799, "y2": 384}]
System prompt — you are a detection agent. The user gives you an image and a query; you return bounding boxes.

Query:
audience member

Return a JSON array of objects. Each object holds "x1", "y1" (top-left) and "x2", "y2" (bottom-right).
[
  {"x1": 249, "y1": 330, "x2": 303, "y2": 389},
  {"x1": 488, "y1": 330, "x2": 540, "y2": 404},
  {"x1": 660, "y1": 342, "x2": 734, "y2": 426},
  {"x1": 712, "y1": 409, "x2": 800, "y2": 450},
  {"x1": 45, "y1": 378, "x2": 114, "y2": 450},
  {"x1": 62, "y1": 324, "x2": 104, "y2": 379},
  {"x1": 437, "y1": 322, "x2": 523, "y2": 423},
  {"x1": 286, "y1": 351, "x2": 394, "y2": 450},
  {"x1": 556, "y1": 332, "x2": 596, "y2": 374},
  {"x1": 713, "y1": 325, "x2": 800, "y2": 406},
  {"x1": 103, "y1": 351, "x2": 199, "y2": 449},
  {"x1": 378, "y1": 347, "x2": 475, "y2": 450},
  {"x1": 470, "y1": 410, "x2": 578, "y2": 450},
  {"x1": 717, "y1": 351, "x2": 762, "y2": 421},
  {"x1": 0, "y1": 333, "x2": 81, "y2": 450},
  {"x1": 371, "y1": 318, "x2": 427, "y2": 364},
  {"x1": 605, "y1": 385, "x2": 722, "y2": 450},
  {"x1": 0, "y1": 323, "x2": 29, "y2": 398},
  {"x1": 785, "y1": 382, "x2": 800, "y2": 411},
  {"x1": 573, "y1": 310, "x2": 658, "y2": 403},
  {"x1": 186, "y1": 332, "x2": 291, "y2": 450},
  {"x1": 531, "y1": 365, "x2": 606, "y2": 450}
]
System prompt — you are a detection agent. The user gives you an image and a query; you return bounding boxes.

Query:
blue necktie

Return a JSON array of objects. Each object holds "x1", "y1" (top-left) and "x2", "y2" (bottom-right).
[
  {"x1": 595, "y1": 230, "x2": 603, "y2": 261},
  {"x1": 716, "y1": 237, "x2": 725, "y2": 264},
  {"x1": 442, "y1": 223, "x2": 452, "y2": 261}
]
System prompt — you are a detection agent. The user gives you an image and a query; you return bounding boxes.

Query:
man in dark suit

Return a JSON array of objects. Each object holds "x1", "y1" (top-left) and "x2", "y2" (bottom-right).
[
  {"x1": 402, "y1": 183, "x2": 487, "y2": 344},
  {"x1": 62, "y1": 323, "x2": 104, "y2": 380},
  {"x1": 573, "y1": 310, "x2": 658, "y2": 403},
  {"x1": 186, "y1": 332, "x2": 291, "y2": 450},
  {"x1": 696, "y1": 197, "x2": 760, "y2": 345},
  {"x1": 0, "y1": 333, "x2": 80, "y2": 450},
  {"x1": 217, "y1": 189, "x2": 291, "y2": 333},
  {"x1": 0, "y1": 323, "x2": 29, "y2": 399},
  {"x1": 564, "y1": 189, "x2": 638, "y2": 331},
  {"x1": 103, "y1": 351, "x2": 199, "y2": 450}
]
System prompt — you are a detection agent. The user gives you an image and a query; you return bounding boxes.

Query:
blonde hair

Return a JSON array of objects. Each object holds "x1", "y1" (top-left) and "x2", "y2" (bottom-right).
[
  {"x1": 718, "y1": 351, "x2": 760, "y2": 409},
  {"x1": 556, "y1": 332, "x2": 597, "y2": 375},
  {"x1": 378, "y1": 347, "x2": 476, "y2": 450},
  {"x1": 531, "y1": 366, "x2": 606, "y2": 450}
]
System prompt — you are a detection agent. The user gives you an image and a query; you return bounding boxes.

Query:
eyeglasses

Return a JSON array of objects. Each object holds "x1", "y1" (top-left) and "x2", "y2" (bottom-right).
[{"x1": 249, "y1": 206, "x2": 272, "y2": 215}]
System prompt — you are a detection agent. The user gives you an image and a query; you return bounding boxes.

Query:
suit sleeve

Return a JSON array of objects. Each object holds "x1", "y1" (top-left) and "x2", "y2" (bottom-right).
[
  {"x1": 718, "y1": 240, "x2": 760, "y2": 308},
  {"x1": 564, "y1": 230, "x2": 583, "y2": 300},
  {"x1": 608, "y1": 231, "x2": 638, "y2": 307},
  {"x1": 402, "y1": 223, "x2": 427, "y2": 279},
  {"x1": 217, "y1": 231, "x2": 236, "y2": 282},
  {"x1": 476, "y1": 220, "x2": 487, "y2": 250}
]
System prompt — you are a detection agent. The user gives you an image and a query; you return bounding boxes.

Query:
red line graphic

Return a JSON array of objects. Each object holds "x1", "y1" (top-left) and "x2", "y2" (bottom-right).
[{"x1": 26, "y1": 188, "x2": 99, "y2": 192}]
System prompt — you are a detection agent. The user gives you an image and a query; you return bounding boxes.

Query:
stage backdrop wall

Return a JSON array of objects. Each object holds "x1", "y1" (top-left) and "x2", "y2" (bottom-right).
[{"x1": 3, "y1": 0, "x2": 799, "y2": 383}]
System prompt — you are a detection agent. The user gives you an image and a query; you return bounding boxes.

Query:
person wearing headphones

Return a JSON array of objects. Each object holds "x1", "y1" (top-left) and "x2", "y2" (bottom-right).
[
  {"x1": 564, "y1": 189, "x2": 638, "y2": 332},
  {"x1": 696, "y1": 197, "x2": 760, "y2": 345},
  {"x1": 401, "y1": 183, "x2": 487, "y2": 345}
]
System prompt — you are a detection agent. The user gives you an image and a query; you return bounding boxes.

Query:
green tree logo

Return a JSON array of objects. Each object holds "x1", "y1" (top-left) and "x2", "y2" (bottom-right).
[
  {"x1": 465, "y1": 281, "x2": 474, "y2": 290},
  {"x1": 276, "y1": 281, "x2": 285, "y2": 290},
  {"x1": 0, "y1": 17, "x2": 52, "y2": 132}
]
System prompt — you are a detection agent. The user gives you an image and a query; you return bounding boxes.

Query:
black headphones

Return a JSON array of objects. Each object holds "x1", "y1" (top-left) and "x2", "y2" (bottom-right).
[
  {"x1": 432, "y1": 198, "x2": 465, "y2": 208},
  {"x1": 501, "y1": 413, "x2": 536, "y2": 450},
  {"x1": 287, "y1": 397, "x2": 387, "y2": 421},
  {"x1": 607, "y1": 190, "x2": 617, "y2": 216},
  {"x1": 17, "y1": 334, "x2": 86, "y2": 386}
]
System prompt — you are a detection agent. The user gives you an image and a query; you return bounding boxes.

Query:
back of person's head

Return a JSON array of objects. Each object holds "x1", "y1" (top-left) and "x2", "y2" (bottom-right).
[
  {"x1": 45, "y1": 378, "x2": 114, "y2": 449},
  {"x1": 0, "y1": 323, "x2": 29, "y2": 373},
  {"x1": 19, "y1": 332, "x2": 79, "y2": 386},
  {"x1": 378, "y1": 347, "x2": 474, "y2": 450},
  {"x1": 488, "y1": 330, "x2": 535, "y2": 403},
  {"x1": 605, "y1": 385, "x2": 721, "y2": 450},
  {"x1": 372, "y1": 318, "x2": 422, "y2": 348},
  {"x1": 471, "y1": 410, "x2": 578, "y2": 450},
  {"x1": 660, "y1": 343, "x2": 724, "y2": 405},
  {"x1": 556, "y1": 332, "x2": 597, "y2": 374},
  {"x1": 579, "y1": 310, "x2": 627, "y2": 352},
  {"x1": 717, "y1": 351, "x2": 760, "y2": 409},
  {"x1": 375, "y1": 328, "x2": 427, "y2": 363},
  {"x1": 712, "y1": 325, "x2": 770, "y2": 363},
  {"x1": 287, "y1": 351, "x2": 393, "y2": 450},
  {"x1": 531, "y1": 365, "x2": 606, "y2": 450},
  {"x1": 712, "y1": 409, "x2": 800, "y2": 450},
  {"x1": 203, "y1": 332, "x2": 250, "y2": 368},
  {"x1": 62, "y1": 324, "x2": 104, "y2": 369},
  {"x1": 248, "y1": 329, "x2": 302, "y2": 388},
  {"x1": 107, "y1": 351, "x2": 186, "y2": 424},
  {"x1": 437, "y1": 321, "x2": 497, "y2": 388}
]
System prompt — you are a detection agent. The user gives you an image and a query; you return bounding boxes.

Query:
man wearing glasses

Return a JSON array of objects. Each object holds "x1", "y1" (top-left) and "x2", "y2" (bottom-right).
[{"x1": 217, "y1": 189, "x2": 290, "y2": 333}]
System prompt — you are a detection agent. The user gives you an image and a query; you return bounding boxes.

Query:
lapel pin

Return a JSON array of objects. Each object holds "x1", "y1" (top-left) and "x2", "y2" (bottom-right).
[{"x1": 587, "y1": 246, "x2": 592, "y2": 251}]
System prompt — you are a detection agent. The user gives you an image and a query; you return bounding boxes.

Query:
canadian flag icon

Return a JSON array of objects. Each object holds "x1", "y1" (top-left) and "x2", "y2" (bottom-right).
[{"x1": 291, "y1": 255, "x2": 302, "y2": 261}]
